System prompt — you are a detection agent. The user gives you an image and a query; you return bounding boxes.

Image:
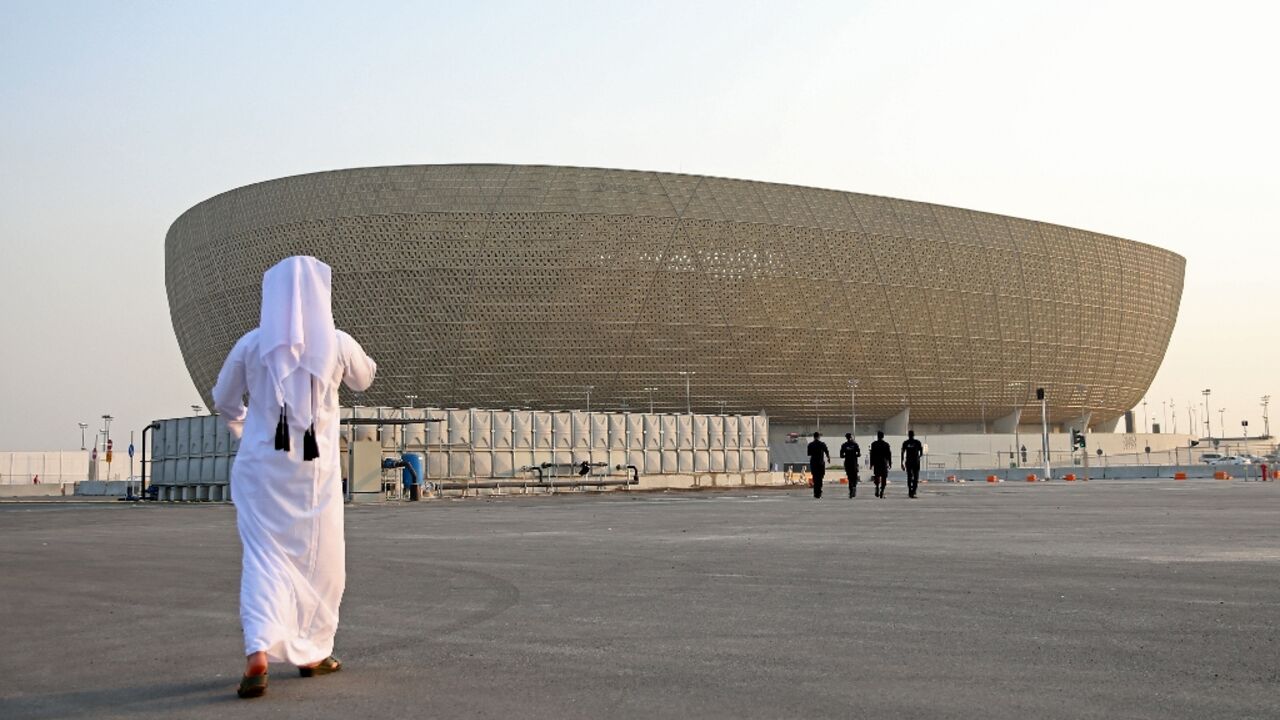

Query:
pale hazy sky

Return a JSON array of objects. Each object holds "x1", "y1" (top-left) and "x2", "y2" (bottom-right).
[{"x1": 1, "y1": 1, "x2": 1276, "y2": 450}]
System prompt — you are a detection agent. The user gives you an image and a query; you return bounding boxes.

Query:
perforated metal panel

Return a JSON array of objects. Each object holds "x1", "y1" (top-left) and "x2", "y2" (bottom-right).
[{"x1": 168, "y1": 165, "x2": 1184, "y2": 427}]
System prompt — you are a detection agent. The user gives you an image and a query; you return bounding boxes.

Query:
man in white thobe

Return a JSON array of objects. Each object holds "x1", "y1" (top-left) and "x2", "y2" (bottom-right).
[{"x1": 212, "y1": 256, "x2": 376, "y2": 698}]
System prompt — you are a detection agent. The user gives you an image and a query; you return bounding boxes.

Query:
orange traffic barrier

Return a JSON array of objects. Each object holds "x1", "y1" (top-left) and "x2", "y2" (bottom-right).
[
  {"x1": 1214, "y1": 471, "x2": 1231, "y2": 480},
  {"x1": 1174, "y1": 472, "x2": 1187, "y2": 480},
  {"x1": 1064, "y1": 473, "x2": 1076, "y2": 481},
  {"x1": 1026, "y1": 474, "x2": 1038, "y2": 482},
  {"x1": 986, "y1": 475, "x2": 999, "y2": 483},
  {"x1": 1272, "y1": 470, "x2": 1279, "y2": 480},
  {"x1": 838, "y1": 477, "x2": 848, "y2": 484},
  {"x1": 946, "y1": 474, "x2": 957, "y2": 482}
]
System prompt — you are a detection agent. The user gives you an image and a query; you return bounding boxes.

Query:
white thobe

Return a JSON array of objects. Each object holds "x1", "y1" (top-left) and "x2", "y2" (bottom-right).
[{"x1": 212, "y1": 328, "x2": 376, "y2": 664}]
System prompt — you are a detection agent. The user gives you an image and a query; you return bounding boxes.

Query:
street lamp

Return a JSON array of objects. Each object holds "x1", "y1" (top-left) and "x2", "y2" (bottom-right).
[
  {"x1": 77, "y1": 422, "x2": 88, "y2": 451},
  {"x1": 643, "y1": 387, "x2": 659, "y2": 414},
  {"x1": 191, "y1": 405, "x2": 202, "y2": 416},
  {"x1": 847, "y1": 379, "x2": 859, "y2": 439},
  {"x1": 717, "y1": 400, "x2": 727, "y2": 415},
  {"x1": 1007, "y1": 381, "x2": 1025, "y2": 467},
  {"x1": 1202, "y1": 389, "x2": 1211, "y2": 439},
  {"x1": 405, "y1": 394, "x2": 418, "y2": 408},
  {"x1": 1161, "y1": 400, "x2": 1167, "y2": 434},
  {"x1": 583, "y1": 385, "x2": 594, "y2": 414},
  {"x1": 1218, "y1": 408, "x2": 1226, "y2": 441},
  {"x1": 1142, "y1": 398, "x2": 1148, "y2": 434},
  {"x1": 101, "y1": 415, "x2": 113, "y2": 443},
  {"x1": 1262, "y1": 395, "x2": 1271, "y2": 438},
  {"x1": 676, "y1": 371, "x2": 695, "y2": 415},
  {"x1": 1170, "y1": 397, "x2": 1177, "y2": 434}
]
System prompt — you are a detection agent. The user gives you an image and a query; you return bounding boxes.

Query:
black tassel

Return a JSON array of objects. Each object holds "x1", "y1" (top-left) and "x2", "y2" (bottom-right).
[
  {"x1": 275, "y1": 405, "x2": 290, "y2": 452},
  {"x1": 302, "y1": 424, "x2": 319, "y2": 461}
]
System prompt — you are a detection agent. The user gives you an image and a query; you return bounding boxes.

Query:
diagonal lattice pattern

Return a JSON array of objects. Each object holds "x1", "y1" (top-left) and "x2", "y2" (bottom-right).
[{"x1": 165, "y1": 165, "x2": 1184, "y2": 426}]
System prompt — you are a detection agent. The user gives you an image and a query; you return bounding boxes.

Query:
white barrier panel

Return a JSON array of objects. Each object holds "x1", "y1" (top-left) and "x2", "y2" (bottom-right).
[
  {"x1": 710, "y1": 450, "x2": 726, "y2": 472},
  {"x1": 229, "y1": 429, "x2": 241, "y2": 454},
  {"x1": 739, "y1": 450, "x2": 755, "y2": 472},
  {"x1": 201, "y1": 416, "x2": 217, "y2": 455},
  {"x1": 163, "y1": 419, "x2": 178, "y2": 457},
  {"x1": 608, "y1": 450, "x2": 626, "y2": 474},
  {"x1": 708, "y1": 416, "x2": 724, "y2": 449},
  {"x1": 677, "y1": 415, "x2": 693, "y2": 449},
  {"x1": 533, "y1": 412, "x2": 553, "y2": 449},
  {"x1": 754, "y1": 416, "x2": 769, "y2": 448},
  {"x1": 552, "y1": 412, "x2": 572, "y2": 449},
  {"x1": 739, "y1": 416, "x2": 755, "y2": 448},
  {"x1": 380, "y1": 408, "x2": 402, "y2": 450},
  {"x1": 163, "y1": 459, "x2": 179, "y2": 485},
  {"x1": 725, "y1": 416, "x2": 740, "y2": 449},
  {"x1": 693, "y1": 415, "x2": 708, "y2": 449},
  {"x1": 228, "y1": 455, "x2": 236, "y2": 484},
  {"x1": 608, "y1": 414, "x2": 627, "y2": 449},
  {"x1": 661, "y1": 415, "x2": 678, "y2": 449},
  {"x1": 491, "y1": 451, "x2": 514, "y2": 478},
  {"x1": 512, "y1": 450, "x2": 535, "y2": 478},
  {"x1": 594, "y1": 414, "x2": 612, "y2": 449},
  {"x1": 646, "y1": 450, "x2": 663, "y2": 473},
  {"x1": 425, "y1": 408, "x2": 446, "y2": 446},
  {"x1": 214, "y1": 419, "x2": 230, "y2": 455},
  {"x1": 678, "y1": 450, "x2": 694, "y2": 473},
  {"x1": 151, "y1": 458, "x2": 167, "y2": 484},
  {"x1": 472, "y1": 410, "x2": 492, "y2": 449},
  {"x1": 625, "y1": 449, "x2": 645, "y2": 475},
  {"x1": 352, "y1": 407, "x2": 375, "y2": 442},
  {"x1": 403, "y1": 408, "x2": 427, "y2": 448},
  {"x1": 532, "y1": 450, "x2": 554, "y2": 475},
  {"x1": 176, "y1": 417, "x2": 191, "y2": 456},
  {"x1": 643, "y1": 414, "x2": 662, "y2": 449},
  {"x1": 571, "y1": 411, "x2": 590, "y2": 449},
  {"x1": 511, "y1": 411, "x2": 532, "y2": 449},
  {"x1": 448, "y1": 451, "x2": 471, "y2": 478},
  {"x1": 175, "y1": 458, "x2": 190, "y2": 483},
  {"x1": 447, "y1": 409, "x2": 471, "y2": 446},
  {"x1": 472, "y1": 451, "x2": 493, "y2": 478},
  {"x1": 427, "y1": 451, "x2": 448, "y2": 479},
  {"x1": 552, "y1": 449, "x2": 574, "y2": 469},
  {"x1": 200, "y1": 457, "x2": 216, "y2": 483},
  {"x1": 694, "y1": 450, "x2": 710, "y2": 472},
  {"x1": 755, "y1": 449, "x2": 770, "y2": 470},
  {"x1": 662, "y1": 450, "x2": 679, "y2": 473},
  {"x1": 213, "y1": 456, "x2": 229, "y2": 483},
  {"x1": 493, "y1": 411, "x2": 514, "y2": 449},
  {"x1": 626, "y1": 414, "x2": 644, "y2": 449},
  {"x1": 151, "y1": 424, "x2": 167, "y2": 461}
]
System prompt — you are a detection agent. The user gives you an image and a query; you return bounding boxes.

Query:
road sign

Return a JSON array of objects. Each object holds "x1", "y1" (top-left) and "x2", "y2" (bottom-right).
[{"x1": 128, "y1": 443, "x2": 135, "y2": 459}]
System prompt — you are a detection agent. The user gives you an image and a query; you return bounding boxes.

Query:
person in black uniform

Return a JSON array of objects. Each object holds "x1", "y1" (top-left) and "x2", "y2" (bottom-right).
[
  {"x1": 839, "y1": 433, "x2": 861, "y2": 498},
  {"x1": 807, "y1": 432, "x2": 830, "y2": 499},
  {"x1": 869, "y1": 431, "x2": 892, "y2": 498},
  {"x1": 901, "y1": 429, "x2": 924, "y2": 499}
]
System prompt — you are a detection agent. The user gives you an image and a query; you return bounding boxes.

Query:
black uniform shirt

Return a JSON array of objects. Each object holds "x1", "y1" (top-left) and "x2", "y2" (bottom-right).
[
  {"x1": 839, "y1": 440, "x2": 861, "y2": 466},
  {"x1": 902, "y1": 437, "x2": 924, "y2": 467},
  {"x1": 869, "y1": 439, "x2": 892, "y2": 469},
  {"x1": 807, "y1": 440, "x2": 830, "y2": 468}
]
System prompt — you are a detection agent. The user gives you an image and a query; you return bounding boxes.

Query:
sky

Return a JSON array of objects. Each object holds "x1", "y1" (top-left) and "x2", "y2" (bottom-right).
[{"x1": 1, "y1": 0, "x2": 1276, "y2": 450}]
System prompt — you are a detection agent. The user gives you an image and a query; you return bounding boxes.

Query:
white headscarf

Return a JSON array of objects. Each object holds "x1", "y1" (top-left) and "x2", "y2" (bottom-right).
[{"x1": 258, "y1": 256, "x2": 338, "y2": 430}]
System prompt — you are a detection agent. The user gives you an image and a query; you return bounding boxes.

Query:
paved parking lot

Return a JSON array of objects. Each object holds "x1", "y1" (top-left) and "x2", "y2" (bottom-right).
[{"x1": 2, "y1": 479, "x2": 1277, "y2": 719}]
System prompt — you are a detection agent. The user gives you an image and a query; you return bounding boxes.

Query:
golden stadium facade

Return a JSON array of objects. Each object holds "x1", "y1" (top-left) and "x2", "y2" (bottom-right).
[{"x1": 165, "y1": 165, "x2": 1184, "y2": 429}]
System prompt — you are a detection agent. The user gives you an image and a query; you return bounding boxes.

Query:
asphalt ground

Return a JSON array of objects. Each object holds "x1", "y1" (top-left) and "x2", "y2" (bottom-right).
[{"x1": 1, "y1": 478, "x2": 1277, "y2": 720}]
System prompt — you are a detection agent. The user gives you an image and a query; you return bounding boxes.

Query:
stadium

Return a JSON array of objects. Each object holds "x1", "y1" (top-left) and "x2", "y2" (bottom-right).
[{"x1": 165, "y1": 164, "x2": 1184, "y2": 433}]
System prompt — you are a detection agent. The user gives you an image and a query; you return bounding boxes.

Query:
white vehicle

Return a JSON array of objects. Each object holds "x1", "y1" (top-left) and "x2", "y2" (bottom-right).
[
  {"x1": 1207, "y1": 455, "x2": 1252, "y2": 466},
  {"x1": 1200, "y1": 453, "x2": 1223, "y2": 464}
]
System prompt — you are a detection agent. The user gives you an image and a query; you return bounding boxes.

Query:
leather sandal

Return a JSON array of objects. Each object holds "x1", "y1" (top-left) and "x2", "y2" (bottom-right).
[
  {"x1": 299, "y1": 656, "x2": 342, "y2": 677},
  {"x1": 237, "y1": 672, "x2": 268, "y2": 698}
]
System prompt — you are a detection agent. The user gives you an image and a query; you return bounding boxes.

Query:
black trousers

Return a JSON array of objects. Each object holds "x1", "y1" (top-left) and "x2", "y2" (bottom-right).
[
  {"x1": 905, "y1": 463, "x2": 920, "y2": 497},
  {"x1": 811, "y1": 465, "x2": 825, "y2": 497},
  {"x1": 844, "y1": 465, "x2": 859, "y2": 496},
  {"x1": 872, "y1": 465, "x2": 889, "y2": 496}
]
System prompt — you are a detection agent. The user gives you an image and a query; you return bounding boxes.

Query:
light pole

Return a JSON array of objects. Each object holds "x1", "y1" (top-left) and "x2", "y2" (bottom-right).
[
  {"x1": 1202, "y1": 389, "x2": 1211, "y2": 439},
  {"x1": 717, "y1": 400, "x2": 727, "y2": 415},
  {"x1": 1038, "y1": 387, "x2": 1050, "y2": 480},
  {"x1": 1262, "y1": 395, "x2": 1271, "y2": 438},
  {"x1": 101, "y1": 414, "x2": 114, "y2": 483},
  {"x1": 191, "y1": 404, "x2": 202, "y2": 416},
  {"x1": 1142, "y1": 398, "x2": 1148, "y2": 434},
  {"x1": 1170, "y1": 397, "x2": 1177, "y2": 434},
  {"x1": 405, "y1": 394, "x2": 417, "y2": 408},
  {"x1": 584, "y1": 385, "x2": 594, "y2": 414},
  {"x1": 1218, "y1": 408, "x2": 1226, "y2": 442},
  {"x1": 1162, "y1": 400, "x2": 1167, "y2": 434},
  {"x1": 677, "y1": 371, "x2": 695, "y2": 415},
  {"x1": 980, "y1": 400, "x2": 986, "y2": 434},
  {"x1": 847, "y1": 379, "x2": 859, "y2": 440},
  {"x1": 78, "y1": 422, "x2": 88, "y2": 451},
  {"x1": 1007, "y1": 381, "x2": 1024, "y2": 467},
  {"x1": 644, "y1": 387, "x2": 658, "y2": 414},
  {"x1": 812, "y1": 397, "x2": 822, "y2": 432}
]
